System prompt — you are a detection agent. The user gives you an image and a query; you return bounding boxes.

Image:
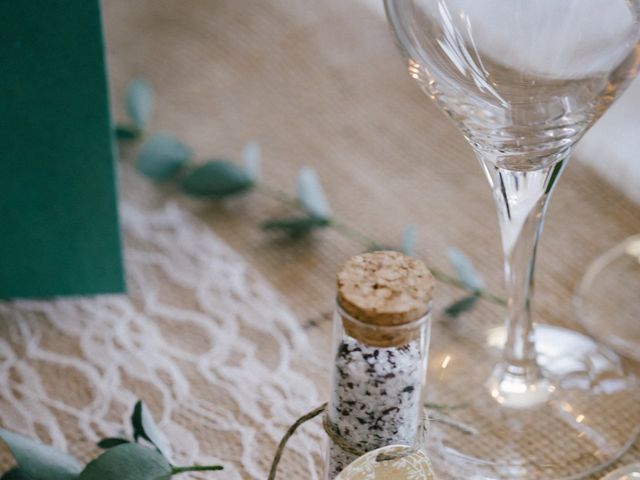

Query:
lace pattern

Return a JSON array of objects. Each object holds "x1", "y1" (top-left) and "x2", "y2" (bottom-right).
[{"x1": 0, "y1": 202, "x2": 325, "y2": 478}]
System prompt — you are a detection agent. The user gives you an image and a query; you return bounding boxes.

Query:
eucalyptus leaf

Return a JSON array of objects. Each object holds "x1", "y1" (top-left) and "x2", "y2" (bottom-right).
[
  {"x1": 242, "y1": 141, "x2": 261, "y2": 181},
  {"x1": 137, "y1": 133, "x2": 192, "y2": 181},
  {"x1": 97, "y1": 438, "x2": 130, "y2": 449},
  {"x1": 115, "y1": 124, "x2": 140, "y2": 140},
  {"x1": 444, "y1": 295, "x2": 479, "y2": 318},
  {"x1": 79, "y1": 443, "x2": 171, "y2": 480},
  {"x1": 262, "y1": 216, "x2": 328, "y2": 238},
  {"x1": 181, "y1": 161, "x2": 254, "y2": 198},
  {"x1": 1, "y1": 468, "x2": 33, "y2": 480},
  {"x1": 446, "y1": 248, "x2": 484, "y2": 291},
  {"x1": 132, "y1": 403, "x2": 142, "y2": 443},
  {"x1": 125, "y1": 79, "x2": 154, "y2": 130},
  {"x1": 0, "y1": 429, "x2": 82, "y2": 480},
  {"x1": 131, "y1": 402, "x2": 173, "y2": 462},
  {"x1": 296, "y1": 167, "x2": 331, "y2": 220},
  {"x1": 401, "y1": 225, "x2": 417, "y2": 256}
]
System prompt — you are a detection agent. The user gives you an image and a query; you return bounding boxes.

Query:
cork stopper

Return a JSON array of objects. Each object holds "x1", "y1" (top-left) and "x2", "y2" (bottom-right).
[{"x1": 337, "y1": 251, "x2": 433, "y2": 347}]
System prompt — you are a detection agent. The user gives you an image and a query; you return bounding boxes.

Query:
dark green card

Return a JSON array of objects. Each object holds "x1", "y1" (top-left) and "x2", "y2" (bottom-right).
[{"x1": 0, "y1": 0, "x2": 125, "y2": 298}]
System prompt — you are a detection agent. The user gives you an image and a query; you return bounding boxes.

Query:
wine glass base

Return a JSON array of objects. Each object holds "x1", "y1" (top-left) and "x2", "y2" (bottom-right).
[{"x1": 425, "y1": 322, "x2": 640, "y2": 480}]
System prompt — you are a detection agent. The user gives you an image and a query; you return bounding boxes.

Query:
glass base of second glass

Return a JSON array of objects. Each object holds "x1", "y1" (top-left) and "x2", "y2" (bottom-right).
[
  {"x1": 575, "y1": 234, "x2": 640, "y2": 362},
  {"x1": 424, "y1": 320, "x2": 640, "y2": 480}
]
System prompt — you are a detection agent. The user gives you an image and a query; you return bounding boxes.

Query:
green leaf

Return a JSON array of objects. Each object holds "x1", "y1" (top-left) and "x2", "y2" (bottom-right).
[
  {"x1": 296, "y1": 167, "x2": 331, "y2": 220},
  {"x1": 130, "y1": 402, "x2": 172, "y2": 462},
  {"x1": 242, "y1": 141, "x2": 261, "y2": 181},
  {"x1": 0, "y1": 429, "x2": 82, "y2": 480},
  {"x1": 402, "y1": 225, "x2": 417, "y2": 256},
  {"x1": 79, "y1": 444, "x2": 171, "y2": 480},
  {"x1": 446, "y1": 248, "x2": 484, "y2": 291},
  {"x1": 171, "y1": 465, "x2": 224, "y2": 474},
  {"x1": 137, "y1": 133, "x2": 192, "y2": 181},
  {"x1": 131, "y1": 403, "x2": 142, "y2": 442},
  {"x1": 115, "y1": 124, "x2": 140, "y2": 140},
  {"x1": 1, "y1": 468, "x2": 33, "y2": 480},
  {"x1": 261, "y1": 216, "x2": 328, "y2": 238},
  {"x1": 444, "y1": 295, "x2": 479, "y2": 318},
  {"x1": 97, "y1": 438, "x2": 130, "y2": 449},
  {"x1": 125, "y1": 79, "x2": 154, "y2": 131},
  {"x1": 181, "y1": 161, "x2": 254, "y2": 198}
]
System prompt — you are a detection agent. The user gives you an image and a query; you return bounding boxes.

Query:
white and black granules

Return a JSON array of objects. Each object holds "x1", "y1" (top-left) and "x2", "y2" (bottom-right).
[{"x1": 326, "y1": 336, "x2": 423, "y2": 479}]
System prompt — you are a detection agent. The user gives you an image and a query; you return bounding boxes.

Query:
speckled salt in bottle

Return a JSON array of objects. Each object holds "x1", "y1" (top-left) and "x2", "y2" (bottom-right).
[{"x1": 324, "y1": 251, "x2": 433, "y2": 479}]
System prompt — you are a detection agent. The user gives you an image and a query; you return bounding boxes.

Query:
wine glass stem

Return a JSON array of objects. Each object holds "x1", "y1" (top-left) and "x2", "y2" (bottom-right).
[{"x1": 478, "y1": 152, "x2": 568, "y2": 405}]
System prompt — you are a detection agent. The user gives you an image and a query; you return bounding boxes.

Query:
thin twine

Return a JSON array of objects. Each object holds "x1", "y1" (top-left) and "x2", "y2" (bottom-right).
[
  {"x1": 323, "y1": 409, "x2": 431, "y2": 459},
  {"x1": 322, "y1": 413, "x2": 368, "y2": 458},
  {"x1": 268, "y1": 403, "x2": 327, "y2": 480},
  {"x1": 268, "y1": 404, "x2": 439, "y2": 479}
]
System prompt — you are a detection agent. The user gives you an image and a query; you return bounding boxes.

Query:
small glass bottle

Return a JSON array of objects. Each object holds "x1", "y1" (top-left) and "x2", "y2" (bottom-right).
[{"x1": 324, "y1": 251, "x2": 433, "y2": 479}]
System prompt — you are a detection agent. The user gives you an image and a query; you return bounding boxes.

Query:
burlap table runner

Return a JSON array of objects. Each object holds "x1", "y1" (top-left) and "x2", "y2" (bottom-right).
[{"x1": 1, "y1": 0, "x2": 639, "y2": 478}]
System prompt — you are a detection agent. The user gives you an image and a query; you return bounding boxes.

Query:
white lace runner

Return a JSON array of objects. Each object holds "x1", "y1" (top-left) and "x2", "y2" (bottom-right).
[{"x1": 0, "y1": 202, "x2": 326, "y2": 479}]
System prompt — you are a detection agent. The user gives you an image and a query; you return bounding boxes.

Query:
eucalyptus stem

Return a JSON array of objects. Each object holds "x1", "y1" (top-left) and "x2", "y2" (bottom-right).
[
  {"x1": 255, "y1": 181, "x2": 506, "y2": 306},
  {"x1": 430, "y1": 269, "x2": 506, "y2": 306},
  {"x1": 256, "y1": 182, "x2": 301, "y2": 210},
  {"x1": 268, "y1": 403, "x2": 327, "y2": 480},
  {"x1": 427, "y1": 411, "x2": 478, "y2": 436},
  {"x1": 171, "y1": 465, "x2": 224, "y2": 474},
  {"x1": 328, "y1": 219, "x2": 379, "y2": 250},
  {"x1": 119, "y1": 78, "x2": 507, "y2": 313},
  {"x1": 424, "y1": 401, "x2": 468, "y2": 411}
]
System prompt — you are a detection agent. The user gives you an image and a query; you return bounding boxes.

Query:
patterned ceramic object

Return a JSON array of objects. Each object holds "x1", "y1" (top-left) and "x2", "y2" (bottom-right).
[{"x1": 335, "y1": 445, "x2": 435, "y2": 480}]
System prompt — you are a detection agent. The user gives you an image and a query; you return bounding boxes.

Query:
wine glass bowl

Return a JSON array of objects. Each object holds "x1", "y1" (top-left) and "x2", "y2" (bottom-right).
[
  {"x1": 389, "y1": 0, "x2": 640, "y2": 170},
  {"x1": 385, "y1": 1, "x2": 640, "y2": 479}
]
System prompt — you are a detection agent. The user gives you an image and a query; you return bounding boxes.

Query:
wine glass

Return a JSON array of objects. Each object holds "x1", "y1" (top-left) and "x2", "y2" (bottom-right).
[
  {"x1": 575, "y1": 234, "x2": 640, "y2": 362},
  {"x1": 384, "y1": 1, "x2": 640, "y2": 479}
]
